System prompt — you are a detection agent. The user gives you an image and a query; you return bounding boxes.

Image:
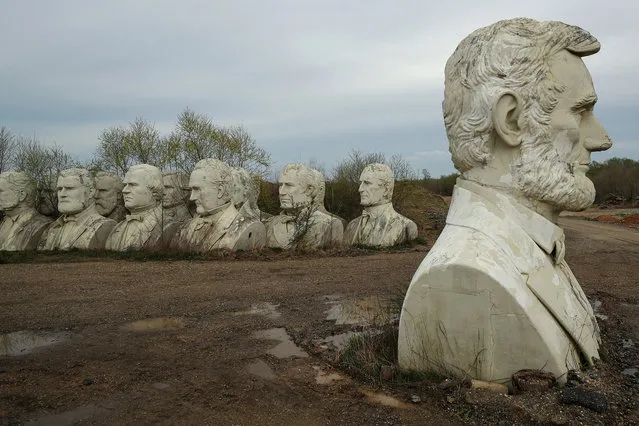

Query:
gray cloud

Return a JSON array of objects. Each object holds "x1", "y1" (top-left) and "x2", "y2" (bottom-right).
[{"x1": 1, "y1": 0, "x2": 637, "y2": 178}]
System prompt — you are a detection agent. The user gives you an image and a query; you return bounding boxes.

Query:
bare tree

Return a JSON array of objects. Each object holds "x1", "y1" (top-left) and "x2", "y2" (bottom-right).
[
  {"x1": 94, "y1": 126, "x2": 131, "y2": 177},
  {"x1": 93, "y1": 117, "x2": 163, "y2": 177},
  {"x1": 163, "y1": 108, "x2": 271, "y2": 176},
  {"x1": 0, "y1": 126, "x2": 17, "y2": 173},
  {"x1": 13, "y1": 137, "x2": 78, "y2": 216},
  {"x1": 94, "y1": 109, "x2": 271, "y2": 177}
]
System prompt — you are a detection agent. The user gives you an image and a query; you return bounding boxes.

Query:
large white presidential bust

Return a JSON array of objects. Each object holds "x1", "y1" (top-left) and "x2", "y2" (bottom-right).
[
  {"x1": 265, "y1": 163, "x2": 343, "y2": 249},
  {"x1": 162, "y1": 171, "x2": 192, "y2": 223},
  {"x1": 399, "y1": 18, "x2": 612, "y2": 384},
  {"x1": 344, "y1": 163, "x2": 417, "y2": 247},
  {"x1": 39, "y1": 168, "x2": 117, "y2": 250},
  {"x1": 0, "y1": 172, "x2": 52, "y2": 251},
  {"x1": 94, "y1": 171, "x2": 126, "y2": 222},
  {"x1": 173, "y1": 159, "x2": 265, "y2": 252},
  {"x1": 231, "y1": 167, "x2": 262, "y2": 221},
  {"x1": 105, "y1": 164, "x2": 178, "y2": 251},
  {"x1": 313, "y1": 168, "x2": 348, "y2": 230}
]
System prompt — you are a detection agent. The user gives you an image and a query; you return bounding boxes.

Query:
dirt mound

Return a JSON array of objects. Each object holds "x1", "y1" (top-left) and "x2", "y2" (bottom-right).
[{"x1": 394, "y1": 181, "x2": 449, "y2": 235}]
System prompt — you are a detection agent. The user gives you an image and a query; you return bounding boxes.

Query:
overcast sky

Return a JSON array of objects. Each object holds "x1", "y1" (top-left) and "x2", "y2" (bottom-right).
[{"x1": 1, "y1": 1, "x2": 637, "y2": 178}]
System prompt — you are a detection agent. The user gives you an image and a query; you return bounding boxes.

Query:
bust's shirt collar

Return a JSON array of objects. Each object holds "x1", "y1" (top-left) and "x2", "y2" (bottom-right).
[{"x1": 455, "y1": 178, "x2": 565, "y2": 263}]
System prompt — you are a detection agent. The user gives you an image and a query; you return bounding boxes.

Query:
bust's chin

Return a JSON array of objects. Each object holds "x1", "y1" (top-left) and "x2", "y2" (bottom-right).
[
  {"x1": 361, "y1": 198, "x2": 388, "y2": 208},
  {"x1": 515, "y1": 159, "x2": 596, "y2": 213},
  {"x1": 59, "y1": 206, "x2": 83, "y2": 215}
]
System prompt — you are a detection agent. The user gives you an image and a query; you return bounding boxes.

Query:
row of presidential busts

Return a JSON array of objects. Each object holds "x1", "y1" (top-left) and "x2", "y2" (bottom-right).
[{"x1": 0, "y1": 160, "x2": 417, "y2": 252}]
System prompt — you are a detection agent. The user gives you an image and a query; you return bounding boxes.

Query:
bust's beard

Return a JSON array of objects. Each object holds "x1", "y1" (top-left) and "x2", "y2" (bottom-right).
[{"x1": 514, "y1": 129, "x2": 595, "y2": 212}]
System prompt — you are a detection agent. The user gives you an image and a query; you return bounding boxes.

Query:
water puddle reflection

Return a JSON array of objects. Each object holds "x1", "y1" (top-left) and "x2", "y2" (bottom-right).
[
  {"x1": 246, "y1": 359, "x2": 277, "y2": 380},
  {"x1": 324, "y1": 296, "x2": 397, "y2": 326},
  {"x1": 253, "y1": 328, "x2": 308, "y2": 359},
  {"x1": 233, "y1": 303, "x2": 281, "y2": 320},
  {"x1": 1, "y1": 330, "x2": 70, "y2": 356},
  {"x1": 122, "y1": 317, "x2": 185, "y2": 331},
  {"x1": 317, "y1": 331, "x2": 359, "y2": 351},
  {"x1": 622, "y1": 367, "x2": 638, "y2": 377},
  {"x1": 25, "y1": 403, "x2": 112, "y2": 425}
]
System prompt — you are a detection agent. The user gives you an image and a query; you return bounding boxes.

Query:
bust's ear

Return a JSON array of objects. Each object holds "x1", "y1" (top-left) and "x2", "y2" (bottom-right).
[
  {"x1": 17, "y1": 189, "x2": 27, "y2": 203},
  {"x1": 383, "y1": 185, "x2": 393, "y2": 202},
  {"x1": 492, "y1": 92, "x2": 522, "y2": 147}
]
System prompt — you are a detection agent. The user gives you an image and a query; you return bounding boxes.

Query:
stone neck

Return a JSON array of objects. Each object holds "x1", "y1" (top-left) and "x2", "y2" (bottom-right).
[
  {"x1": 61, "y1": 203, "x2": 98, "y2": 221},
  {"x1": 127, "y1": 201, "x2": 161, "y2": 216},
  {"x1": 201, "y1": 202, "x2": 231, "y2": 218},
  {"x1": 362, "y1": 202, "x2": 392, "y2": 218},
  {"x1": 459, "y1": 176, "x2": 558, "y2": 223},
  {"x1": 3, "y1": 203, "x2": 31, "y2": 220}
]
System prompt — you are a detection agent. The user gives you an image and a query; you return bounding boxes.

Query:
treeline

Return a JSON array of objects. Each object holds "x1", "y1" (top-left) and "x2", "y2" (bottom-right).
[
  {"x1": 421, "y1": 158, "x2": 639, "y2": 206},
  {"x1": 0, "y1": 108, "x2": 272, "y2": 216},
  {"x1": 587, "y1": 158, "x2": 639, "y2": 204},
  {"x1": 94, "y1": 108, "x2": 270, "y2": 178},
  {"x1": 0, "y1": 116, "x2": 450, "y2": 232},
  {"x1": 258, "y1": 150, "x2": 449, "y2": 234}
]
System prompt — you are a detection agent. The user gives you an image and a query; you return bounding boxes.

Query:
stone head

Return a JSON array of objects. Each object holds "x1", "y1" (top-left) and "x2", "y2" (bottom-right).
[
  {"x1": 278, "y1": 163, "x2": 319, "y2": 210},
  {"x1": 359, "y1": 163, "x2": 394, "y2": 207},
  {"x1": 57, "y1": 168, "x2": 96, "y2": 215},
  {"x1": 189, "y1": 158, "x2": 232, "y2": 216},
  {"x1": 163, "y1": 171, "x2": 190, "y2": 208},
  {"x1": 231, "y1": 167, "x2": 259, "y2": 210},
  {"x1": 443, "y1": 18, "x2": 612, "y2": 212},
  {"x1": 0, "y1": 172, "x2": 36, "y2": 212},
  {"x1": 311, "y1": 169, "x2": 327, "y2": 209},
  {"x1": 94, "y1": 172, "x2": 123, "y2": 216},
  {"x1": 122, "y1": 164, "x2": 163, "y2": 213}
]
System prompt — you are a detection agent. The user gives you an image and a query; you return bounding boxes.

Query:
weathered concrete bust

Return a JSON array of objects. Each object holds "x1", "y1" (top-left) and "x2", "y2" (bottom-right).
[
  {"x1": 105, "y1": 164, "x2": 177, "y2": 251},
  {"x1": 162, "y1": 171, "x2": 192, "y2": 223},
  {"x1": 399, "y1": 18, "x2": 612, "y2": 385},
  {"x1": 231, "y1": 167, "x2": 261, "y2": 221},
  {"x1": 265, "y1": 163, "x2": 342, "y2": 249},
  {"x1": 312, "y1": 168, "x2": 348, "y2": 230},
  {"x1": 344, "y1": 163, "x2": 417, "y2": 247},
  {"x1": 94, "y1": 171, "x2": 126, "y2": 222},
  {"x1": 0, "y1": 172, "x2": 52, "y2": 251},
  {"x1": 173, "y1": 159, "x2": 265, "y2": 252},
  {"x1": 39, "y1": 168, "x2": 116, "y2": 250}
]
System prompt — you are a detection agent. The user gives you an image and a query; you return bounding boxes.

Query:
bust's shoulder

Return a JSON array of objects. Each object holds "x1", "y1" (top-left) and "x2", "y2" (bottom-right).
[
  {"x1": 416, "y1": 224, "x2": 523, "y2": 281},
  {"x1": 89, "y1": 214, "x2": 117, "y2": 229},
  {"x1": 24, "y1": 211, "x2": 53, "y2": 228}
]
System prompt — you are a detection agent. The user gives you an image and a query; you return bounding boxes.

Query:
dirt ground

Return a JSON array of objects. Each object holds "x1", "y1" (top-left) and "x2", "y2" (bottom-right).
[{"x1": 0, "y1": 217, "x2": 638, "y2": 425}]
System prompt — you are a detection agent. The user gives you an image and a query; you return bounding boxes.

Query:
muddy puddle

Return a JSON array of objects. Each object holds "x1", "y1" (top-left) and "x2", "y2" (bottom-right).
[
  {"x1": 323, "y1": 295, "x2": 397, "y2": 326},
  {"x1": 122, "y1": 317, "x2": 185, "y2": 331},
  {"x1": 253, "y1": 328, "x2": 308, "y2": 359},
  {"x1": 25, "y1": 402, "x2": 113, "y2": 425},
  {"x1": 246, "y1": 359, "x2": 277, "y2": 380},
  {"x1": 313, "y1": 366, "x2": 346, "y2": 385},
  {"x1": 233, "y1": 302, "x2": 281, "y2": 320},
  {"x1": 316, "y1": 331, "x2": 359, "y2": 351},
  {"x1": 622, "y1": 367, "x2": 638, "y2": 377},
  {"x1": 1, "y1": 330, "x2": 70, "y2": 357},
  {"x1": 591, "y1": 298, "x2": 608, "y2": 320}
]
